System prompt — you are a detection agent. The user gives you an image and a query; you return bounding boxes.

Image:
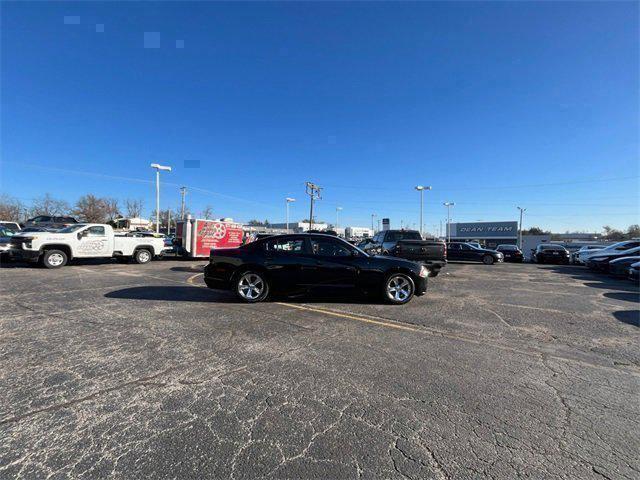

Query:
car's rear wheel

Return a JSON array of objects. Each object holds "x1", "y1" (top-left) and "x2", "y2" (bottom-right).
[
  {"x1": 235, "y1": 271, "x2": 269, "y2": 303},
  {"x1": 383, "y1": 273, "x2": 415, "y2": 305},
  {"x1": 134, "y1": 249, "x2": 152, "y2": 264},
  {"x1": 42, "y1": 249, "x2": 68, "y2": 269},
  {"x1": 483, "y1": 255, "x2": 495, "y2": 265}
]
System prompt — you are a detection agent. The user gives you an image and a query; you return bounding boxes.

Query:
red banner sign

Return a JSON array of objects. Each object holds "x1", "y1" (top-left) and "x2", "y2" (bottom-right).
[{"x1": 195, "y1": 220, "x2": 243, "y2": 257}]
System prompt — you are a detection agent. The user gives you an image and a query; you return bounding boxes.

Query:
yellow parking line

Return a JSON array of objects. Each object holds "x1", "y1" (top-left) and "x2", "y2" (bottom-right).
[
  {"x1": 187, "y1": 272, "x2": 204, "y2": 285},
  {"x1": 275, "y1": 302, "x2": 422, "y2": 333}
]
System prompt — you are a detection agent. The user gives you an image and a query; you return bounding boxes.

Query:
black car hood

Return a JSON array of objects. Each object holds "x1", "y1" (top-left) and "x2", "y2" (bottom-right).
[
  {"x1": 472, "y1": 248, "x2": 499, "y2": 255},
  {"x1": 372, "y1": 254, "x2": 421, "y2": 269}
]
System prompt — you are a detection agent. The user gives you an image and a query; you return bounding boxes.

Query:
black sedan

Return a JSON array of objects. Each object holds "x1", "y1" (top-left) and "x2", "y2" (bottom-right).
[
  {"x1": 495, "y1": 244, "x2": 524, "y2": 263},
  {"x1": 608, "y1": 256, "x2": 640, "y2": 277},
  {"x1": 532, "y1": 245, "x2": 570, "y2": 264},
  {"x1": 586, "y1": 247, "x2": 640, "y2": 272},
  {"x1": 204, "y1": 233, "x2": 429, "y2": 304},
  {"x1": 446, "y1": 242, "x2": 504, "y2": 265}
]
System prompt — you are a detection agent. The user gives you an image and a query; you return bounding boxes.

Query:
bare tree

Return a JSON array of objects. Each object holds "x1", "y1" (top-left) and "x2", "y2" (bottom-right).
[
  {"x1": 104, "y1": 198, "x2": 120, "y2": 221},
  {"x1": 125, "y1": 198, "x2": 144, "y2": 218},
  {"x1": 0, "y1": 195, "x2": 25, "y2": 222},
  {"x1": 73, "y1": 195, "x2": 109, "y2": 223},
  {"x1": 31, "y1": 193, "x2": 69, "y2": 217},
  {"x1": 200, "y1": 205, "x2": 213, "y2": 219}
]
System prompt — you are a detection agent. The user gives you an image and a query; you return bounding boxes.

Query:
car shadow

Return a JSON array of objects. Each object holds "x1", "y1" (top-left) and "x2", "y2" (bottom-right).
[
  {"x1": 612, "y1": 310, "x2": 639, "y2": 328},
  {"x1": 170, "y1": 266, "x2": 206, "y2": 273},
  {"x1": 105, "y1": 286, "x2": 239, "y2": 303},
  {"x1": 104, "y1": 286, "x2": 385, "y2": 305},
  {"x1": 604, "y1": 292, "x2": 640, "y2": 303}
]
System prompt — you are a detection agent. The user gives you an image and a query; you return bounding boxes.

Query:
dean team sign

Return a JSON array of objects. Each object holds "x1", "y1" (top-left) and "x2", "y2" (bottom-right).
[{"x1": 450, "y1": 221, "x2": 518, "y2": 239}]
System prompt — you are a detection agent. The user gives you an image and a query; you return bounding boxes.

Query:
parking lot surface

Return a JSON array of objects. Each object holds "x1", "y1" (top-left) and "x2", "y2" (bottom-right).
[{"x1": 1, "y1": 260, "x2": 638, "y2": 479}]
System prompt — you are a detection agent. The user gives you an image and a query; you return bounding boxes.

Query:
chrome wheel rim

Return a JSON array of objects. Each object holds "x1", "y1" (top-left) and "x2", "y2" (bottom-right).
[
  {"x1": 48, "y1": 253, "x2": 64, "y2": 266},
  {"x1": 386, "y1": 275, "x2": 412, "y2": 302},
  {"x1": 238, "y1": 273, "x2": 264, "y2": 300},
  {"x1": 138, "y1": 251, "x2": 151, "y2": 263}
]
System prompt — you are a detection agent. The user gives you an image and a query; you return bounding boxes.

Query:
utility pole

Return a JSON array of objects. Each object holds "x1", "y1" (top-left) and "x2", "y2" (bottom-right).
[
  {"x1": 443, "y1": 202, "x2": 455, "y2": 243},
  {"x1": 305, "y1": 182, "x2": 322, "y2": 230},
  {"x1": 335, "y1": 206, "x2": 342, "y2": 231},
  {"x1": 180, "y1": 187, "x2": 187, "y2": 219},
  {"x1": 371, "y1": 213, "x2": 377, "y2": 233},
  {"x1": 286, "y1": 197, "x2": 296, "y2": 233},
  {"x1": 517, "y1": 206, "x2": 526, "y2": 249},
  {"x1": 151, "y1": 163, "x2": 172, "y2": 233},
  {"x1": 414, "y1": 185, "x2": 432, "y2": 236},
  {"x1": 167, "y1": 208, "x2": 171, "y2": 235}
]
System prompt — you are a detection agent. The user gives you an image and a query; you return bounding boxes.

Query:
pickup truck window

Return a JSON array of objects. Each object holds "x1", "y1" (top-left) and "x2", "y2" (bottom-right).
[
  {"x1": 86, "y1": 226, "x2": 106, "y2": 236},
  {"x1": 385, "y1": 231, "x2": 422, "y2": 242}
]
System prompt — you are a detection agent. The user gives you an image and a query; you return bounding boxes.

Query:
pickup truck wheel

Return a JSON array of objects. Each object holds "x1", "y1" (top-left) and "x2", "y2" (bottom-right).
[
  {"x1": 383, "y1": 273, "x2": 415, "y2": 305},
  {"x1": 235, "y1": 271, "x2": 269, "y2": 303},
  {"x1": 42, "y1": 250, "x2": 68, "y2": 269},
  {"x1": 134, "y1": 249, "x2": 152, "y2": 264},
  {"x1": 483, "y1": 255, "x2": 495, "y2": 265}
]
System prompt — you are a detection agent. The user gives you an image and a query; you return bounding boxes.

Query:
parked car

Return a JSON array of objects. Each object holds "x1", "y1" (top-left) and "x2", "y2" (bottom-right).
[
  {"x1": 204, "y1": 233, "x2": 429, "y2": 304},
  {"x1": 0, "y1": 221, "x2": 21, "y2": 233},
  {"x1": 9, "y1": 223, "x2": 170, "y2": 268},
  {"x1": 23, "y1": 215, "x2": 78, "y2": 230},
  {"x1": 361, "y1": 230, "x2": 447, "y2": 276},
  {"x1": 446, "y1": 242, "x2": 503, "y2": 265},
  {"x1": 629, "y1": 261, "x2": 640, "y2": 282},
  {"x1": 579, "y1": 240, "x2": 640, "y2": 264},
  {"x1": 608, "y1": 256, "x2": 640, "y2": 277},
  {"x1": 531, "y1": 244, "x2": 570, "y2": 264},
  {"x1": 586, "y1": 246, "x2": 640, "y2": 272},
  {"x1": 572, "y1": 245, "x2": 606, "y2": 264},
  {"x1": 496, "y1": 244, "x2": 524, "y2": 263},
  {"x1": 0, "y1": 226, "x2": 17, "y2": 259}
]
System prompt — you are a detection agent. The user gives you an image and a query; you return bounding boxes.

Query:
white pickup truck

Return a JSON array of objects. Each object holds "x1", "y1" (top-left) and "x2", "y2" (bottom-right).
[{"x1": 9, "y1": 224, "x2": 169, "y2": 268}]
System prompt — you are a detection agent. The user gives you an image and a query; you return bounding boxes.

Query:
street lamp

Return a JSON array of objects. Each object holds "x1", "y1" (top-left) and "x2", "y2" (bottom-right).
[
  {"x1": 285, "y1": 197, "x2": 296, "y2": 233},
  {"x1": 443, "y1": 202, "x2": 455, "y2": 243},
  {"x1": 517, "y1": 206, "x2": 527, "y2": 249},
  {"x1": 371, "y1": 213, "x2": 377, "y2": 233},
  {"x1": 335, "y1": 206, "x2": 343, "y2": 231},
  {"x1": 415, "y1": 185, "x2": 432, "y2": 237},
  {"x1": 150, "y1": 163, "x2": 172, "y2": 233}
]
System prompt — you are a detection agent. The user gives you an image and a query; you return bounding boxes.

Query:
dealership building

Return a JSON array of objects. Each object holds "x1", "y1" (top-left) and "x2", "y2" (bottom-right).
[{"x1": 448, "y1": 221, "x2": 519, "y2": 249}]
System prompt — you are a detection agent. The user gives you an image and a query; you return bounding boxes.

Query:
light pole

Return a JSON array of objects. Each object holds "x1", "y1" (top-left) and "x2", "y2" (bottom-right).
[
  {"x1": 371, "y1": 213, "x2": 377, "y2": 233},
  {"x1": 414, "y1": 185, "x2": 432, "y2": 237},
  {"x1": 150, "y1": 163, "x2": 172, "y2": 233},
  {"x1": 286, "y1": 198, "x2": 296, "y2": 233},
  {"x1": 443, "y1": 202, "x2": 455, "y2": 243},
  {"x1": 517, "y1": 206, "x2": 526, "y2": 249},
  {"x1": 335, "y1": 206, "x2": 342, "y2": 231}
]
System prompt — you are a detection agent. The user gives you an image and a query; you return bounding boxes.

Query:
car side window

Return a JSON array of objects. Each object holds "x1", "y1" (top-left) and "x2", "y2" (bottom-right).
[
  {"x1": 265, "y1": 238, "x2": 305, "y2": 254},
  {"x1": 310, "y1": 238, "x2": 352, "y2": 257},
  {"x1": 460, "y1": 244, "x2": 470, "y2": 250},
  {"x1": 86, "y1": 226, "x2": 106, "y2": 236},
  {"x1": 449, "y1": 244, "x2": 459, "y2": 251}
]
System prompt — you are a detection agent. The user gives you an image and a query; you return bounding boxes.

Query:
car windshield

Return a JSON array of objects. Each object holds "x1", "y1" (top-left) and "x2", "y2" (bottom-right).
[
  {"x1": 387, "y1": 231, "x2": 422, "y2": 241},
  {"x1": 58, "y1": 224, "x2": 87, "y2": 233},
  {"x1": 0, "y1": 227, "x2": 16, "y2": 237},
  {"x1": 498, "y1": 245, "x2": 517, "y2": 250}
]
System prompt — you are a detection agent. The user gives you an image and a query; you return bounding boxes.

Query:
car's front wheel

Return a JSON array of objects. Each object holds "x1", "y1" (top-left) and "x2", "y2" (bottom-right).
[
  {"x1": 383, "y1": 273, "x2": 415, "y2": 305},
  {"x1": 235, "y1": 271, "x2": 269, "y2": 303},
  {"x1": 42, "y1": 249, "x2": 68, "y2": 269}
]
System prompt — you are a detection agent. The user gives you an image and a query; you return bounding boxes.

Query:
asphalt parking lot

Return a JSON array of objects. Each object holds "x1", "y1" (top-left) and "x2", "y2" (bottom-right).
[{"x1": 1, "y1": 259, "x2": 638, "y2": 479}]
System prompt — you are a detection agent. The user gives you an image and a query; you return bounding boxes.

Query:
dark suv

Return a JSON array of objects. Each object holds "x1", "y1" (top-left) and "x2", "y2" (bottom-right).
[
  {"x1": 532, "y1": 244, "x2": 570, "y2": 264},
  {"x1": 23, "y1": 215, "x2": 78, "y2": 230}
]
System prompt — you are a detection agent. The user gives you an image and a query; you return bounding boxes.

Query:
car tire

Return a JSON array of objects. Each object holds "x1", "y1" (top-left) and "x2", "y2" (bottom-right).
[
  {"x1": 134, "y1": 249, "x2": 152, "y2": 264},
  {"x1": 42, "y1": 249, "x2": 68, "y2": 269},
  {"x1": 482, "y1": 255, "x2": 495, "y2": 265},
  {"x1": 383, "y1": 273, "x2": 415, "y2": 305},
  {"x1": 235, "y1": 271, "x2": 269, "y2": 303}
]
